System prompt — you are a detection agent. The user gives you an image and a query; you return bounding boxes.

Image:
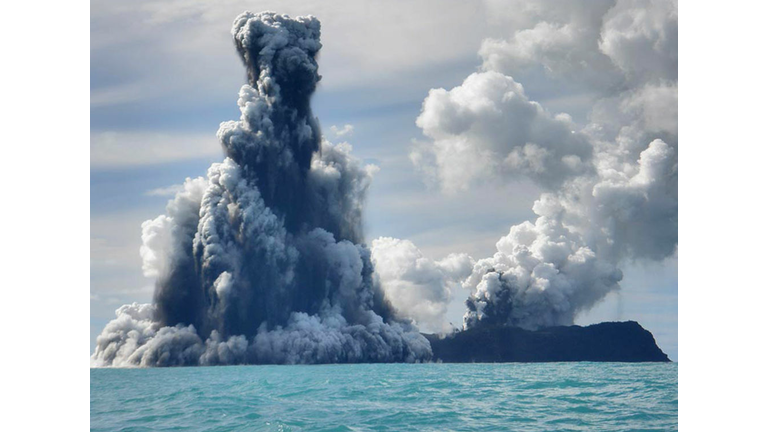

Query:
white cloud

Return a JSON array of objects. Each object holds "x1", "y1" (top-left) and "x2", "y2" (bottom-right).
[
  {"x1": 329, "y1": 124, "x2": 354, "y2": 138},
  {"x1": 599, "y1": 0, "x2": 678, "y2": 83},
  {"x1": 91, "y1": 210, "x2": 163, "y2": 327},
  {"x1": 480, "y1": 0, "x2": 622, "y2": 91},
  {"x1": 372, "y1": 237, "x2": 473, "y2": 333},
  {"x1": 412, "y1": 71, "x2": 592, "y2": 191},
  {"x1": 479, "y1": 0, "x2": 677, "y2": 94}
]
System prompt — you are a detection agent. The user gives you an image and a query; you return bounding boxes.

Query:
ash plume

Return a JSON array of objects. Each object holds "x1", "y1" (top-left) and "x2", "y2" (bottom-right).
[
  {"x1": 409, "y1": 0, "x2": 678, "y2": 331},
  {"x1": 92, "y1": 11, "x2": 430, "y2": 367}
]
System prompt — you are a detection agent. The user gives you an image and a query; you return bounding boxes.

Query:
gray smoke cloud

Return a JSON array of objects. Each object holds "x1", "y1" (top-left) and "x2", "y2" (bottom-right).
[
  {"x1": 92, "y1": 11, "x2": 431, "y2": 367},
  {"x1": 409, "y1": 0, "x2": 678, "y2": 331}
]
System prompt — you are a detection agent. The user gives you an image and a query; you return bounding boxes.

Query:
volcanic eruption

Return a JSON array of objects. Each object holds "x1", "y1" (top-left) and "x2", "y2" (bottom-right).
[{"x1": 91, "y1": 11, "x2": 431, "y2": 367}]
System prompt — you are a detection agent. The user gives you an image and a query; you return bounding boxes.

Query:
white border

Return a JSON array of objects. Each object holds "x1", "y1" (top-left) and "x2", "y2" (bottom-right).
[
  {"x1": 679, "y1": 1, "x2": 768, "y2": 429},
  {"x1": 2, "y1": 0, "x2": 90, "y2": 429}
]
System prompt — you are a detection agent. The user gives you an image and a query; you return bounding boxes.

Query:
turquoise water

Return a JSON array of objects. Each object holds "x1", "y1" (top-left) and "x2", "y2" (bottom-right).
[{"x1": 91, "y1": 363, "x2": 677, "y2": 431}]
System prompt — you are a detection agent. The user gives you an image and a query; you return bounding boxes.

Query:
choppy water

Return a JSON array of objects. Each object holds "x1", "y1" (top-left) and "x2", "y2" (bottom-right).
[{"x1": 91, "y1": 362, "x2": 677, "y2": 431}]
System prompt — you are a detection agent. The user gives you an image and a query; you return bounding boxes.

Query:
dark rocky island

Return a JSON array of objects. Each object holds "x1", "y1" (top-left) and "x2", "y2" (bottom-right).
[{"x1": 425, "y1": 321, "x2": 670, "y2": 363}]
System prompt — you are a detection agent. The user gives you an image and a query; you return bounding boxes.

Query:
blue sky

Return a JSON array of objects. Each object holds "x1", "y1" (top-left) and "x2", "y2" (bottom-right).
[{"x1": 91, "y1": 0, "x2": 677, "y2": 359}]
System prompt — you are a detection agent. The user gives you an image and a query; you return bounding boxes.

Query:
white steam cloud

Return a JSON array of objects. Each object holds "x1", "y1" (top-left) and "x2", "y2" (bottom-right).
[
  {"x1": 412, "y1": 71, "x2": 593, "y2": 190},
  {"x1": 409, "y1": 0, "x2": 677, "y2": 330},
  {"x1": 371, "y1": 237, "x2": 474, "y2": 333}
]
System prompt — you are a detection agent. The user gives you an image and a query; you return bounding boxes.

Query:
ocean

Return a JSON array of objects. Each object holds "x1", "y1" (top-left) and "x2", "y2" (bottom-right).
[{"x1": 91, "y1": 362, "x2": 677, "y2": 431}]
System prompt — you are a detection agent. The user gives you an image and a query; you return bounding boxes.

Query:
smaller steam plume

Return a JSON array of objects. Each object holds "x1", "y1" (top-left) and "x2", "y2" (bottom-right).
[{"x1": 408, "y1": 0, "x2": 678, "y2": 333}]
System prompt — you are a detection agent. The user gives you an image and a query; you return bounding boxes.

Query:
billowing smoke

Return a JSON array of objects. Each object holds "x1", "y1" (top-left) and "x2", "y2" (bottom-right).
[
  {"x1": 371, "y1": 238, "x2": 473, "y2": 333},
  {"x1": 411, "y1": 71, "x2": 594, "y2": 190},
  {"x1": 410, "y1": 0, "x2": 678, "y2": 330},
  {"x1": 92, "y1": 11, "x2": 431, "y2": 367}
]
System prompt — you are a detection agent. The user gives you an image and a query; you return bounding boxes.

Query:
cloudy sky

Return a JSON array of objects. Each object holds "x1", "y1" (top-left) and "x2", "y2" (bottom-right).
[{"x1": 91, "y1": 0, "x2": 677, "y2": 359}]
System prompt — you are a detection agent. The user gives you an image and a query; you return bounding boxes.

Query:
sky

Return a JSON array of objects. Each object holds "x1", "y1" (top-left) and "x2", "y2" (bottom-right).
[{"x1": 91, "y1": 0, "x2": 678, "y2": 359}]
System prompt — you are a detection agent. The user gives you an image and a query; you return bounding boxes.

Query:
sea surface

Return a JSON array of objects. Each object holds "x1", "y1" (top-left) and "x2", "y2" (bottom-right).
[{"x1": 91, "y1": 362, "x2": 677, "y2": 431}]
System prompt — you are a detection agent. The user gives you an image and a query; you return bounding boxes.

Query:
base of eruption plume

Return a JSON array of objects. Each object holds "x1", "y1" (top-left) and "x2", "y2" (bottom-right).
[{"x1": 90, "y1": 300, "x2": 670, "y2": 366}]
